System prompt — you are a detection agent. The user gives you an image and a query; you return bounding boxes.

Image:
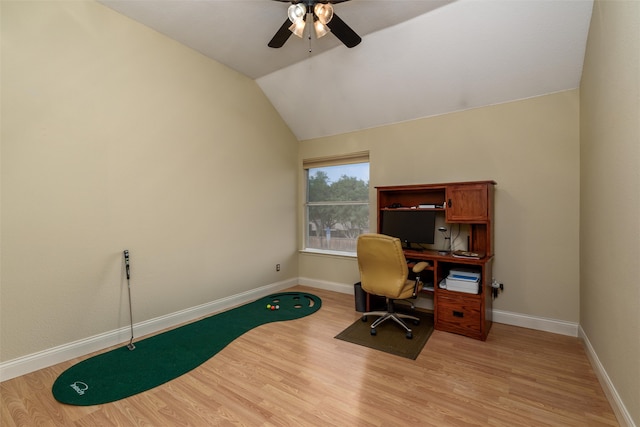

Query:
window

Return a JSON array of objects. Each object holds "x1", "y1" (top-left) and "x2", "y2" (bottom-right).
[{"x1": 304, "y1": 152, "x2": 369, "y2": 254}]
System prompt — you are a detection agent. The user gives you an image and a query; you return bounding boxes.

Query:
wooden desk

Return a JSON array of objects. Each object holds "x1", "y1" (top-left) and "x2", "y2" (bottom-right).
[{"x1": 373, "y1": 181, "x2": 496, "y2": 341}]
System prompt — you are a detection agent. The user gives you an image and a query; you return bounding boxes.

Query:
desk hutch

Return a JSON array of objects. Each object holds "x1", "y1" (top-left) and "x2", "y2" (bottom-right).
[{"x1": 375, "y1": 180, "x2": 496, "y2": 341}]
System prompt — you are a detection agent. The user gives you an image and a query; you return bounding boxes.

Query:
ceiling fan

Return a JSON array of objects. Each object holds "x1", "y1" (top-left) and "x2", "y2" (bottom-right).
[{"x1": 268, "y1": 0, "x2": 362, "y2": 49}]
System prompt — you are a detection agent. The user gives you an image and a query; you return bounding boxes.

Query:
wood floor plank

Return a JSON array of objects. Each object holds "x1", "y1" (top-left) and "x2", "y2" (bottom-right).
[{"x1": 1, "y1": 285, "x2": 619, "y2": 426}]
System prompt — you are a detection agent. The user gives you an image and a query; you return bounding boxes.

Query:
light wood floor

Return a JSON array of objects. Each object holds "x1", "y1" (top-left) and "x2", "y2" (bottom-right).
[{"x1": 2, "y1": 286, "x2": 618, "y2": 426}]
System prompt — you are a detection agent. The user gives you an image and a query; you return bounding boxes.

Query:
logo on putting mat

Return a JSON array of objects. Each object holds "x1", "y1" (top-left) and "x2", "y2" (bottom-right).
[{"x1": 70, "y1": 381, "x2": 88, "y2": 395}]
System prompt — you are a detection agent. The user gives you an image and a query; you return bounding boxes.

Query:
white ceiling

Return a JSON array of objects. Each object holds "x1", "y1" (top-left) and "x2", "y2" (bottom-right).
[{"x1": 98, "y1": 0, "x2": 594, "y2": 140}]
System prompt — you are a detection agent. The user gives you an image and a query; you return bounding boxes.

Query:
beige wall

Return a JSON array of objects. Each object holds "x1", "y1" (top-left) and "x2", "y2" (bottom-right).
[
  {"x1": 3, "y1": 2, "x2": 637, "y2": 422},
  {"x1": 580, "y1": 0, "x2": 640, "y2": 424},
  {"x1": 299, "y1": 90, "x2": 581, "y2": 323},
  {"x1": 1, "y1": 1, "x2": 299, "y2": 362}
]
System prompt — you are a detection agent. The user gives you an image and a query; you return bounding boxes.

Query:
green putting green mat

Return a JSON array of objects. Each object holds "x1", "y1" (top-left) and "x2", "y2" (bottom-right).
[{"x1": 52, "y1": 292, "x2": 321, "y2": 406}]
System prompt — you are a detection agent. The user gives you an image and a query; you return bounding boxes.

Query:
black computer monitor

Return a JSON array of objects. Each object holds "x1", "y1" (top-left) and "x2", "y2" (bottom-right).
[{"x1": 381, "y1": 209, "x2": 436, "y2": 250}]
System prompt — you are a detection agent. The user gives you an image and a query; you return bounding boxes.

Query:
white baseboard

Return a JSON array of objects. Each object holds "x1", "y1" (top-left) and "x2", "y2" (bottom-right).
[
  {"x1": 579, "y1": 326, "x2": 636, "y2": 427},
  {"x1": 492, "y1": 309, "x2": 579, "y2": 336},
  {"x1": 0, "y1": 279, "x2": 296, "y2": 382},
  {"x1": 298, "y1": 277, "x2": 354, "y2": 295}
]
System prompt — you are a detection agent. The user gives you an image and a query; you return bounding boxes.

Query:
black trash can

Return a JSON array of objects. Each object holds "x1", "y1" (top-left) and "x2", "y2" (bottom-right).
[
  {"x1": 354, "y1": 282, "x2": 367, "y2": 312},
  {"x1": 354, "y1": 282, "x2": 386, "y2": 312}
]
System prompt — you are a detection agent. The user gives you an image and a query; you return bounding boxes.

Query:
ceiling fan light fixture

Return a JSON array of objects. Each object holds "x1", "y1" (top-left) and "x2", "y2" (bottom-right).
[
  {"x1": 287, "y1": 3, "x2": 307, "y2": 38},
  {"x1": 314, "y1": 3, "x2": 333, "y2": 25},
  {"x1": 314, "y1": 19, "x2": 331, "y2": 38},
  {"x1": 268, "y1": 0, "x2": 361, "y2": 49},
  {"x1": 289, "y1": 18, "x2": 306, "y2": 38},
  {"x1": 288, "y1": 3, "x2": 306, "y2": 24}
]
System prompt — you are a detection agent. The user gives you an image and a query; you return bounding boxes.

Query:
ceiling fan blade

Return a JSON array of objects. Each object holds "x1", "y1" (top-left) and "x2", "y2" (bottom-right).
[
  {"x1": 326, "y1": 13, "x2": 361, "y2": 48},
  {"x1": 268, "y1": 18, "x2": 294, "y2": 48}
]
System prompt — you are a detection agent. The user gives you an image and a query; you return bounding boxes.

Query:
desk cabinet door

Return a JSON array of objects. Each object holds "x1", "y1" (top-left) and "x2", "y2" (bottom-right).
[{"x1": 446, "y1": 184, "x2": 489, "y2": 222}]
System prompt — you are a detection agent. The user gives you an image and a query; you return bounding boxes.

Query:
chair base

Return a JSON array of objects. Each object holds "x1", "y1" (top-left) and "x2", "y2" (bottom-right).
[{"x1": 361, "y1": 300, "x2": 420, "y2": 339}]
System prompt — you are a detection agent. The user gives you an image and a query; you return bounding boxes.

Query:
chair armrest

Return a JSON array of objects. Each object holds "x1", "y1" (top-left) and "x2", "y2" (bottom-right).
[
  {"x1": 412, "y1": 261, "x2": 429, "y2": 274},
  {"x1": 410, "y1": 262, "x2": 429, "y2": 297}
]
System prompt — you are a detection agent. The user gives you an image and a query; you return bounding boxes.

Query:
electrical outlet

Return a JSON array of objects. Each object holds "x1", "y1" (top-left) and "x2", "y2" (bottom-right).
[{"x1": 276, "y1": 264, "x2": 281, "y2": 272}]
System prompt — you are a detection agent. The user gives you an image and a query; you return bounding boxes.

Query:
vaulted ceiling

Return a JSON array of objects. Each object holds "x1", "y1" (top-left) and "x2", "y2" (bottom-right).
[{"x1": 98, "y1": 0, "x2": 594, "y2": 140}]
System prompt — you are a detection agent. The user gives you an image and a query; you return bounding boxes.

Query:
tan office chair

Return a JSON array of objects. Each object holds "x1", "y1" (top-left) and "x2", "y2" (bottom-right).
[{"x1": 357, "y1": 233, "x2": 429, "y2": 339}]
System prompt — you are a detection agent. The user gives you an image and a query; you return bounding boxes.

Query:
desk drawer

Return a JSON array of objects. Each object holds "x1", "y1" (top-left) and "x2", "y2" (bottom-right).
[{"x1": 436, "y1": 293, "x2": 482, "y2": 338}]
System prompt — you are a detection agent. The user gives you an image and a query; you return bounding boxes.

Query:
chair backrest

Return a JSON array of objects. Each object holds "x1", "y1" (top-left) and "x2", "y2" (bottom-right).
[{"x1": 356, "y1": 233, "x2": 409, "y2": 299}]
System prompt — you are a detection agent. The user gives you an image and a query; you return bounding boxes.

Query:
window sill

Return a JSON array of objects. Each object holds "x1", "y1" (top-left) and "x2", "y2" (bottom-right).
[{"x1": 299, "y1": 248, "x2": 357, "y2": 259}]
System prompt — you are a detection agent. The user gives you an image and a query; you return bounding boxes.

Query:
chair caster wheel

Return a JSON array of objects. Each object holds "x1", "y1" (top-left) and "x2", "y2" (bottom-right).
[
  {"x1": 413, "y1": 319, "x2": 420, "y2": 325},
  {"x1": 370, "y1": 328, "x2": 377, "y2": 336},
  {"x1": 406, "y1": 331, "x2": 413, "y2": 339},
  {"x1": 361, "y1": 315, "x2": 368, "y2": 322}
]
